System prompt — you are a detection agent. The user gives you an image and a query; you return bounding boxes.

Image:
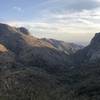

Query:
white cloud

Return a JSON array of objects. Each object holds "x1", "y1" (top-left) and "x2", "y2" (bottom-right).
[
  {"x1": 5, "y1": 6, "x2": 100, "y2": 45},
  {"x1": 13, "y1": 6, "x2": 23, "y2": 12}
]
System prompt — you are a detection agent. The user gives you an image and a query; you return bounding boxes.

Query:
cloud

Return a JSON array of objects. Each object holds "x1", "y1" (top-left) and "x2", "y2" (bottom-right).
[
  {"x1": 63, "y1": 0, "x2": 100, "y2": 11},
  {"x1": 7, "y1": 8, "x2": 100, "y2": 33},
  {"x1": 37, "y1": 0, "x2": 100, "y2": 13},
  {"x1": 6, "y1": 6, "x2": 100, "y2": 45},
  {"x1": 13, "y1": 6, "x2": 23, "y2": 12},
  {"x1": 5, "y1": 0, "x2": 100, "y2": 45}
]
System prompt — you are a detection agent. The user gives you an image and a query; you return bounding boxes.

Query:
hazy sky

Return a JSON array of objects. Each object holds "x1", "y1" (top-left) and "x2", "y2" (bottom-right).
[{"x1": 1, "y1": 0, "x2": 100, "y2": 45}]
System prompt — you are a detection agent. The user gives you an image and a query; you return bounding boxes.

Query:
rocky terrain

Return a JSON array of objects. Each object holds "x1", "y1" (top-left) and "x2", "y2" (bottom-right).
[
  {"x1": 0, "y1": 23, "x2": 73, "y2": 72},
  {"x1": 73, "y1": 32, "x2": 100, "y2": 65},
  {"x1": 0, "y1": 23, "x2": 100, "y2": 100},
  {"x1": 42, "y1": 38, "x2": 83, "y2": 55}
]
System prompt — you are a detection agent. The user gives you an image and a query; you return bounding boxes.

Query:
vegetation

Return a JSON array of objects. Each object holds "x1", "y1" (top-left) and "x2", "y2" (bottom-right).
[
  {"x1": 0, "y1": 64, "x2": 99, "y2": 100},
  {"x1": 0, "y1": 23, "x2": 100, "y2": 100}
]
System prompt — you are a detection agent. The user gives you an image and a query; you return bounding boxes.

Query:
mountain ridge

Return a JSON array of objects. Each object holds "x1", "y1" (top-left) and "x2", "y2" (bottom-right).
[
  {"x1": 73, "y1": 32, "x2": 100, "y2": 65},
  {"x1": 42, "y1": 38, "x2": 83, "y2": 55},
  {"x1": 0, "y1": 23, "x2": 100, "y2": 100},
  {"x1": 0, "y1": 23, "x2": 72, "y2": 72}
]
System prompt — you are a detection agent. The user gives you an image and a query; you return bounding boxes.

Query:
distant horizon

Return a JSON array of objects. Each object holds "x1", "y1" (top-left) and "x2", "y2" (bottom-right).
[
  {"x1": 0, "y1": 0, "x2": 100, "y2": 45},
  {"x1": 7, "y1": 22, "x2": 96, "y2": 46},
  {"x1": 0, "y1": 22, "x2": 96, "y2": 46}
]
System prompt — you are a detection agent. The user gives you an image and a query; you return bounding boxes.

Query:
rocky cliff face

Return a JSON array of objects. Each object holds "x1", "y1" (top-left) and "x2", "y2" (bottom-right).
[
  {"x1": 88, "y1": 33, "x2": 100, "y2": 62},
  {"x1": 16, "y1": 27, "x2": 30, "y2": 35},
  {"x1": 73, "y1": 32, "x2": 100, "y2": 65}
]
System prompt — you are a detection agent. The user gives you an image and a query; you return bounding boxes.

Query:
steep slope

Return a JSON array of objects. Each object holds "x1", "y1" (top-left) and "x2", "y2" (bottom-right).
[
  {"x1": 0, "y1": 23, "x2": 71, "y2": 100},
  {"x1": 16, "y1": 27, "x2": 30, "y2": 35},
  {"x1": 0, "y1": 44, "x2": 15, "y2": 69},
  {"x1": 56, "y1": 32, "x2": 100, "y2": 99},
  {"x1": 88, "y1": 33, "x2": 100, "y2": 63},
  {"x1": 0, "y1": 67, "x2": 61, "y2": 100},
  {"x1": 73, "y1": 32, "x2": 100, "y2": 65},
  {"x1": 0, "y1": 23, "x2": 71, "y2": 72},
  {"x1": 42, "y1": 38, "x2": 83, "y2": 55},
  {"x1": 0, "y1": 23, "x2": 100, "y2": 100}
]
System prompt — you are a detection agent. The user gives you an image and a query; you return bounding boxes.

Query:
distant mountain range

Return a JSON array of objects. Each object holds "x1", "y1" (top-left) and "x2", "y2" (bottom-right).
[
  {"x1": 0, "y1": 23, "x2": 84, "y2": 71},
  {"x1": 0, "y1": 23, "x2": 100, "y2": 100},
  {"x1": 42, "y1": 38, "x2": 83, "y2": 55}
]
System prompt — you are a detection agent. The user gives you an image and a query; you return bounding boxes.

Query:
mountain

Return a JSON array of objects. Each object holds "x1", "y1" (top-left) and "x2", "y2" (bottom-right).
[
  {"x1": 73, "y1": 32, "x2": 100, "y2": 65},
  {"x1": 0, "y1": 44, "x2": 15, "y2": 68},
  {"x1": 0, "y1": 23, "x2": 100, "y2": 100},
  {"x1": 64, "y1": 33, "x2": 100, "y2": 100},
  {"x1": 0, "y1": 23, "x2": 72, "y2": 100},
  {"x1": 42, "y1": 38, "x2": 83, "y2": 55},
  {"x1": 0, "y1": 23, "x2": 72, "y2": 72},
  {"x1": 16, "y1": 27, "x2": 30, "y2": 35}
]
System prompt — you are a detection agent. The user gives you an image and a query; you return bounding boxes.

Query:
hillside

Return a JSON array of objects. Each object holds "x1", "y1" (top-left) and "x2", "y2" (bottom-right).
[
  {"x1": 0, "y1": 23, "x2": 100, "y2": 100},
  {"x1": 0, "y1": 23, "x2": 72, "y2": 72},
  {"x1": 42, "y1": 38, "x2": 83, "y2": 55},
  {"x1": 73, "y1": 32, "x2": 100, "y2": 65}
]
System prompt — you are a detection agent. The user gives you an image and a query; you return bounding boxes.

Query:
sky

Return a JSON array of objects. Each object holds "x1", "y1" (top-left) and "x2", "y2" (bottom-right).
[{"x1": 1, "y1": 0, "x2": 100, "y2": 45}]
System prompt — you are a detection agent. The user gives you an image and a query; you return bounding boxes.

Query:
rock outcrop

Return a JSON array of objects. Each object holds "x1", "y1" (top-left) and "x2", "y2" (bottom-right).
[{"x1": 73, "y1": 32, "x2": 100, "y2": 65}]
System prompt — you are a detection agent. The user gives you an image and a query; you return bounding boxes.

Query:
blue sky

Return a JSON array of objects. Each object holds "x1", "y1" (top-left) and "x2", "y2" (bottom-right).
[{"x1": 1, "y1": 0, "x2": 100, "y2": 45}]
